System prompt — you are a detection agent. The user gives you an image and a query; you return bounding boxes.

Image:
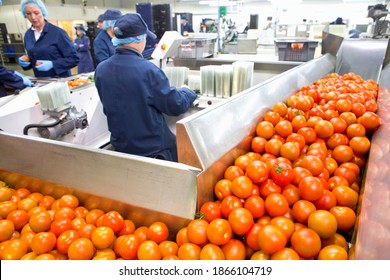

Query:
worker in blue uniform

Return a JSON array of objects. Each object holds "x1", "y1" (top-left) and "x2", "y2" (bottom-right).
[
  {"x1": 74, "y1": 25, "x2": 95, "y2": 74},
  {"x1": 93, "y1": 9, "x2": 122, "y2": 66},
  {"x1": 18, "y1": 0, "x2": 79, "y2": 78},
  {"x1": 94, "y1": 13, "x2": 197, "y2": 162},
  {"x1": 180, "y1": 16, "x2": 194, "y2": 36},
  {"x1": 0, "y1": 66, "x2": 32, "y2": 97}
]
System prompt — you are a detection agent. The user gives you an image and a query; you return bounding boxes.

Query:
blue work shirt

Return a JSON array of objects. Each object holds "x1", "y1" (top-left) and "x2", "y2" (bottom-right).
[
  {"x1": 93, "y1": 30, "x2": 115, "y2": 66},
  {"x1": 22, "y1": 20, "x2": 79, "y2": 78},
  {"x1": 94, "y1": 46, "x2": 197, "y2": 162},
  {"x1": 181, "y1": 23, "x2": 194, "y2": 35},
  {"x1": 74, "y1": 35, "x2": 95, "y2": 74},
  {"x1": 0, "y1": 66, "x2": 24, "y2": 97}
]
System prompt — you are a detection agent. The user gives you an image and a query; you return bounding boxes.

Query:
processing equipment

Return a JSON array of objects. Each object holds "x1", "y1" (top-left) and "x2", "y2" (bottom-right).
[{"x1": 23, "y1": 82, "x2": 88, "y2": 140}]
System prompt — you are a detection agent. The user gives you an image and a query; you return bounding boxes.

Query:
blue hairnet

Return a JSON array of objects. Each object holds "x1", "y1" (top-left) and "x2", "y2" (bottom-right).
[
  {"x1": 20, "y1": 0, "x2": 48, "y2": 18},
  {"x1": 0, "y1": 0, "x2": 2, "y2": 6},
  {"x1": 103, "y1": 20, "x2": 117, "y2": 30},
  {"x1": 112, "y1": 34, "x2": 146, "y2": 47}
]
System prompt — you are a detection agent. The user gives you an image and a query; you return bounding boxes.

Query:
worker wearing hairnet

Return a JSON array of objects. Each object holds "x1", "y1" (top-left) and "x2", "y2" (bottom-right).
[
  {"x1": 180, "y1": 16, "x2": 194, "y2": 36},
  {"x1": 74, "y1": 25, "x2": 95, "y2": 74},
  {"x1": 93, "y1": 9, "x2": 122, "y2": 66},
  {"x1": 18, "y1": 0, "x2": 79, "y2": 78},
  {"x1": 0, "y1": 66, "x2": 32, "y2": 97},
  {"x1": 94, "y1": 13, "x2": 197, "y2": 162}
]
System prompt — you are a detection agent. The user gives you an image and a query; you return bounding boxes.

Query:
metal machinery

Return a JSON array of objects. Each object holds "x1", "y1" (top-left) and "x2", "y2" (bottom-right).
[
  {"x1": 367, "y1": 4, "x2": 390, "y2": 38},
  {"x1": 24, "y1": 82, "x2": 88, "y2": 140},
  {"x1": 0, "y1": 76, "x2": 110, "y2": 148},
  {"x1": 0, "y1": 32, "x2": 390, "y2": 258}
]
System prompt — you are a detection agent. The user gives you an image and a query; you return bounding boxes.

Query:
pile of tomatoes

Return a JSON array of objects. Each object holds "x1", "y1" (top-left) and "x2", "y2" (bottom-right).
[
  {"x1": 67, "y1": 78, "x2": 89, "y2": 89},
  {"x1": 0, "y1": 72, "x2": 382, "y2": 260}
]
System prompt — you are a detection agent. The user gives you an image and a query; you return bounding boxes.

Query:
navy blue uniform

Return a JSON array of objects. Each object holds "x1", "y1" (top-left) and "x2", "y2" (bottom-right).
[
  {"x1": 93, "y1": 30, "x2": 115, "y2": 66},
  {"x1": 22, "y1": 20, "x2": 79, "y2": 77},
  {"x1": 181, "y1": 23, "x2": 194, "y2": 35},
  {"x1": 74, "y1": 35, "x2": 95, "y2": 74},
  {"x1": 0, "y1": 66, "x2": 24, "y2": 97},
  {"x1": 94, "y1": 47, "x2": 197, "y2": 161}
]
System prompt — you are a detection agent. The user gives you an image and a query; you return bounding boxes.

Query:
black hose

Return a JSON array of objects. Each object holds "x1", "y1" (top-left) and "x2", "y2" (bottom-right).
[{"x1": 23, "y1": 118, "x2": 62, "y2": 136}]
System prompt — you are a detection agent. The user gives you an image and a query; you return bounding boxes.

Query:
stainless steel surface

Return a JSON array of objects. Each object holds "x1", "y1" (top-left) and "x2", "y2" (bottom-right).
[
  {"x1": 352, "y1": 62, "x2": 390, "y2": 259},
  {"x1": 0, "y1": 85, "x2": 110, "y2": 148},
  {"x1": 176, "y1": 54, "x2": 336, "y2": 205},
  {"x1": 321, "y1": 30, "x2": 344, "y2": 56},
  {"x1": 336, "y1": 38, "x2": 389, "y2": 81},
  {"x1": 237, "y1": 38, "x2": 258, "y2": 54},
  {"x1": 0, "y1": 132, "x2": 200, "y2": 236},
  {"x1": 176, "y1": 38, "x2": 390, "y2": 257}
]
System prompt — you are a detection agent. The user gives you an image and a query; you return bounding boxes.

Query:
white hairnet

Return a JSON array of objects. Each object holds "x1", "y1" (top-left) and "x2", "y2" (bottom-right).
[
  {"x1": 20, "y1": 0, "x2": 48, "y2": 18},
  {"x1": 112, "y1": 34, "x2": 146, "y2": 47},
  {"x1": 103, "y1": 20, "x2": 117, "y2": 31}
]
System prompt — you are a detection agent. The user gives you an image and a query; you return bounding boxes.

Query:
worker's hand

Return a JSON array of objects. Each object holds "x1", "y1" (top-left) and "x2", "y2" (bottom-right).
[
  {"x1": 22, "y1": 76, "x2": 33, "y2": 87},
  {"x1": 35, "y1": 60, "x2": 54, "y2": 71},
  {"x1": 14, "y1": 71, "x2": 33, "y2": 87},
  {"x1": 18, "y1": 56, "x2": 31, "y2": 67}
]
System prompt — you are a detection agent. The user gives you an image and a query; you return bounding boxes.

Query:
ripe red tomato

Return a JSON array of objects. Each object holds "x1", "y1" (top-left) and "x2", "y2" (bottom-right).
[
  {"x1": 31, "y1": 231, "x2": 57, "y2": 255},
  {"x1": 117, "y1": 234, "x2": 141, "y2": 260},
  {"x1": 186, "y1": 219, "x2": 209, "y2": 246},
  {"x1": 91, "y1": 226, "x2": 116, "y2": 250},
  {"x1": 244, "y1": 194, "x2": 265, "y2": 219},
  {"x1": 245, "y1": 160, "x2": 269, "y2": 184},
  {"x1": 220, "y1": 195, "x2": 243, "y2": 218},
  {"x1": 177, "y1": 242, "x2": 201, "y2": 260},
  {"x1": 199, "y1": 201, "x2": 221, "y2": 222},
  {"x1": 291, "y1": 228, "x2": 321, "y2": 259},
  {"x1": 49, "y1": 218, "x2": 73, "y2": 237},
  {"x1": 1, "y1": 239, "x2": 28, "y2": 260},
  {"x1": 292, "y1": 200, "x2": 316, "y2": 224},
  {"x1": 265, "y1": 193, "x2": 289, "y2": 217},
  {"x1": 257, "y1": 224, "x2": 287, "y2": 254},
  {"x1": 307, "y1": 210, "x2": 338, "y2": 239},
  {"x1": 100, "y1": 211, "x2": 124, "y2": 234},
  {"x1": 206, "y1": 218, "x2": 233, "y2": 246},
  {"x1": 270, "y1": 162, "x2": 294, "y2": 186},
  {"x1": 137, "y1": 240, "x2": 161, "y2": 260},
  {"x1": 298, "y1": 176, "x2": 325, "y2": 201},
  {"x1": 6, "y1": 209, "x2": 29, "y2": 231},
  {"x1": 56, "y1": 229, "x2": 80, "y2": 255},
  {"x1": 259, "y1": 179, "x2": 282, "y2": 198},
  {"x1": 228, "y1": 207, "x2": 254, "y2": 235},
  {"x1": 200, "y1": 243, "x2": 225, "y2": 260},
  {"x1": 318, "y1": 245, "x2": 348, "y2": 260},
  {"x1": 231, "y1": 175, "x2": 253, "y2": 199},
  {"x1": 146, "y1": 221, "x2": 169, "y2": 244},
  {"x1": 68, "y1": 237, "x2": 96, "y2": 260},
  {"x1": 221, "y1": 238, "x2": 246, "y2": 260}
]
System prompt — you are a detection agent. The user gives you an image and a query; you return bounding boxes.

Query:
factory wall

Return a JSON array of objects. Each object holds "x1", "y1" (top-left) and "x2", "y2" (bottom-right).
[{"x1": 0, "y1": 0, "x2": 383, "y2": 36}]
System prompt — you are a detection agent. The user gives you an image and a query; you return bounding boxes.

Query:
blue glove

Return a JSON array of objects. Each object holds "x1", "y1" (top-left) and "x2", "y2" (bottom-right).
[
  {"x1": 22, "y1": 76, "x2": 33, "y2": 87},
  {"x1": 35, "y1": 60, "x2": 53, "y2": 71},
  {"x1": 14, "y1": 70, "x2": 24, "y2": 78},
  {"x1": 14, "y1": 71, "x2": 32, "y2": 87},
  {"x1": 18, "y1": 56, "x2": 31, "y2": 67}
]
